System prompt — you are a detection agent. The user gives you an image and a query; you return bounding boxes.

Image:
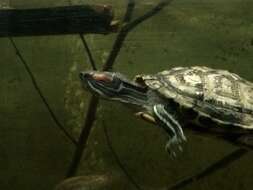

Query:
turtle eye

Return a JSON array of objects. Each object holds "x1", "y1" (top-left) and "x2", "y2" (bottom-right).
[{"x1": 92, "y1": 73, "x2": 113, "y2": 83}]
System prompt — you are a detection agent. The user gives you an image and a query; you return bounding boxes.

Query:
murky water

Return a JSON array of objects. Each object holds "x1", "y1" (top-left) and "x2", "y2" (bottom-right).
[{"x1": 0, "y1": 0, "x2": 253, "y2": 190}]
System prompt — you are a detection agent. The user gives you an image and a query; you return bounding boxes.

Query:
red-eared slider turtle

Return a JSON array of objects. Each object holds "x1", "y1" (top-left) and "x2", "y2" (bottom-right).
[{"x1": 80, "y1": 66, "x2": 253, "y2": 156}]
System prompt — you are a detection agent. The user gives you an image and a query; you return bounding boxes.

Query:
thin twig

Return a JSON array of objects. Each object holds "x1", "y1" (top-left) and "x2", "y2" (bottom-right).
[
  {"x1": 103, "y1": 121, "x2": 143, "y2": 190},
  {"x1": 9, "y1": 37, "x2": 77, "y2": 146},
  {"x1": 102, "y1": 26, "x2": 129, "y2": 71},
  {"x1": 67, "y1": 0, "x2": 97, "y2": 70},
  {"x1": 167, "y1": 148, "x2": 248, "y2": 190},
  {"x1": 125, "y1": 0, "x2": 174, "y2": 32},
  {"x1": 79, "y1": 34, "x2": 97, "y2": 70}
]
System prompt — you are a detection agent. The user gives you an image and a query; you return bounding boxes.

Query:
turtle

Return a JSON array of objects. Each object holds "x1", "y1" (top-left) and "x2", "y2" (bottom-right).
[{"x1": 79, "y1": 66, "x2": 253, "y2": 156}]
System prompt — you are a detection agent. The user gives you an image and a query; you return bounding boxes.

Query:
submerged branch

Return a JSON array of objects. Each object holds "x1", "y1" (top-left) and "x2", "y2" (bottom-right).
[
  {"x1": 79, "y1": 34, "x2": 97, "y2": 70},
  {"x1": 66, "y1": 96, "x2": 99, "y2": 177},
  {"x1": 166, "y1": 148, "x2": 248, "y2": 190},
  {"x1": 9, "y1": 37, "x2": 77, "y2": 146}
]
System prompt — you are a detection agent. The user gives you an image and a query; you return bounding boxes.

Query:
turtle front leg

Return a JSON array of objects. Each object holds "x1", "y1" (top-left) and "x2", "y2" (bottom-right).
[
  {"x1": 135, "y1": 112, "x2": 156, "y2": 124},
  {"x1": 153, "y1": 104, "x2": 187, "y2": 157}
]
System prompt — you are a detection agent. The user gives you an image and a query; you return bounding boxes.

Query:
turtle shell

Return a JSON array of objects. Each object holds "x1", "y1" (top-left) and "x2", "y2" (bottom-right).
[{"x1": 135, "y1": 66, "x2": 253, "y2": 129}]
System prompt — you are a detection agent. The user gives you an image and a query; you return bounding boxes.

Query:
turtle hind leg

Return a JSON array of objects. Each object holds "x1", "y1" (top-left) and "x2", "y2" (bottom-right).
[{"x1": 153, "y1": 104, "x2": 187, "y2": 157}]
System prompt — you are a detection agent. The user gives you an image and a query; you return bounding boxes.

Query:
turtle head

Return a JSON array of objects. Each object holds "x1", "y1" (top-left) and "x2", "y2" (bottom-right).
[
  {"x1": 80, "y1": 71, "x2": 148, "y2": 105},
  {"x1": 79, "y1": 71, "x2": 122, "y2": 99}
]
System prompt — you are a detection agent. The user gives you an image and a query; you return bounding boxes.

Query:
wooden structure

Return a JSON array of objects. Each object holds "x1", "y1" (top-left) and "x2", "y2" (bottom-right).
[{"x1": 0, "y1": 5, "x2": 117, "y2": 37}]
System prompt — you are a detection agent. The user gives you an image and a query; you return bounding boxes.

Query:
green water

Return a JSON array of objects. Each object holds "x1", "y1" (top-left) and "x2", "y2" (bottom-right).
[{"x1": 0, "y1": 0, "x2": 253, "y2": 189}]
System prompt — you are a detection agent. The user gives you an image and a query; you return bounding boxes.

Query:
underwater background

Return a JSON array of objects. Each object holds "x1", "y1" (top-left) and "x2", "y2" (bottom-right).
[{"x1": 0, "y1": 0, "x2": 253, "y2": 189}]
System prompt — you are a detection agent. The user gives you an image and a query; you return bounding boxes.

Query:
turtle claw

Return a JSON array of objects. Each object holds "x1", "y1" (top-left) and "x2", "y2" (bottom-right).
[{"x1": 165, "y1": 136, "x2": 187, "y2": 157}]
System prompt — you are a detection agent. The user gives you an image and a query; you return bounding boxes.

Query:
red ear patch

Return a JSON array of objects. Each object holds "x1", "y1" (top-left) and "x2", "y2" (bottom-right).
[{"x1": 93, "y1": 73, "x2": 112, "y2": 82}]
